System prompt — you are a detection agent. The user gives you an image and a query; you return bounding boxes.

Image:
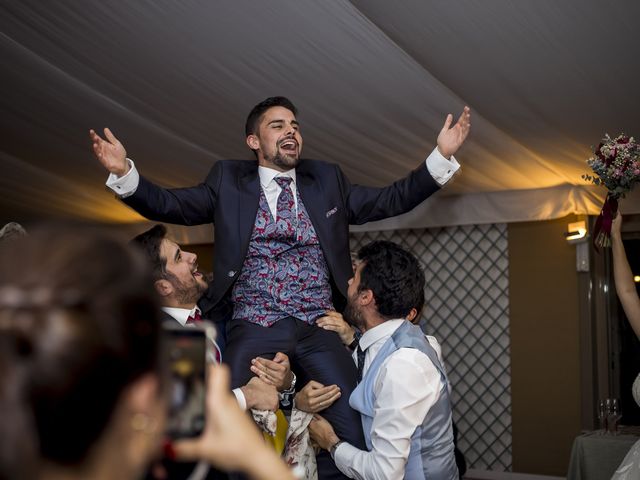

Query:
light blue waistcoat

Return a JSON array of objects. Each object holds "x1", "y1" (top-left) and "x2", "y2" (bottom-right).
[{"x1": 349, "y1": 321, "x2": 459, "y2": 479}]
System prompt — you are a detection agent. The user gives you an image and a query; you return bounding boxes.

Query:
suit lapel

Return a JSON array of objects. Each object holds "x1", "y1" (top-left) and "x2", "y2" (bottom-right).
[
  {"x1": 236, "y1": 164, "x2": 261, "y2": 258},
  {"x1": 296, "y1": 166, "x2": 332, "y2": 252}
]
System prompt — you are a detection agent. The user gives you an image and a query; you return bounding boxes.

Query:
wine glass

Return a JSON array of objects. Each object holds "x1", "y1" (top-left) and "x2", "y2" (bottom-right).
[
  {"x1": 597, "y1": 399, "x2": 607, "y2": 433},
  {"x1": 608, "y1": 398, "x2": 622, "y2": 435}
]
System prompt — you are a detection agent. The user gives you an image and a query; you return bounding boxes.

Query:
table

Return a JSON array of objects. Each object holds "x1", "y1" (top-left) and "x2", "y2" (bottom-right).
[{"x1": 567, "y1": 431, "x2": 639, "y2": 480}]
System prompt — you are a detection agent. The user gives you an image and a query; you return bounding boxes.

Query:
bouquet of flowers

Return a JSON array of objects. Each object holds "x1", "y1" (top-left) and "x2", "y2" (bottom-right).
[{"x1": 582, "y1": 133, "x2": 640, "y2": 249}]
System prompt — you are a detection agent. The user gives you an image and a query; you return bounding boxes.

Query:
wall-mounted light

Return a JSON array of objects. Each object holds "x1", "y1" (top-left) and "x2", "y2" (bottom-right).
[
  {"x1": 634, "y1": 275, "x2": 640, "y2": 283},
  {"x1": 565, "y1": 217, "x2": 589, "y2": 272},
  {"x1": 565, "y1": 220, "x2": 588, "y2": 243}
]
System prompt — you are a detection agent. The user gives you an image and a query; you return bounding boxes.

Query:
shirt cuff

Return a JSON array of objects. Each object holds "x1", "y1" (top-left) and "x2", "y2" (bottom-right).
[
  {"x1": 424, "y1": 147, "x2": 460, "y2": 186},
  {"x1": 333, "y1": 441, "x2": 358, "y2": 476},
  {"x1": 106, "y1": 158, "x2": 139, "y2": 197},
  {"x1": 232, "y1": 387, "x2": 247, "y2": 411}
]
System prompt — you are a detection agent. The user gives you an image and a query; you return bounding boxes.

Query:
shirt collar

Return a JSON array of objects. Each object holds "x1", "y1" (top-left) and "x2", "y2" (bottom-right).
[
  {"x1": 358, "y1": 318, "x2": 406, "y2": 351},
  {"x1": 161, "y1": 306, "x2": 200, "y2": 327},
  {"x1": 258, "y1": 166, "x2": 297, "y2": 189}
]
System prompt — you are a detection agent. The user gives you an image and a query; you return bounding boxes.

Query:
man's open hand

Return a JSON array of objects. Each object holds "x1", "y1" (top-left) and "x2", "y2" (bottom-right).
[
  {"x1": 436, "y1": 106, "x2": 471, "y2": 159},
  {"x1": 89, "y1": 127, "x2": 128, "y2": 176}
]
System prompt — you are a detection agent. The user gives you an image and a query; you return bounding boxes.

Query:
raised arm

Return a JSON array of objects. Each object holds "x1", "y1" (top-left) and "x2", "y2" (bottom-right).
[
  {"x1": 89, "y1": 128, "x2": 217, "y2": 226},
  {"x1": 342, "y1": 107, "x2": 471, "y2": 225},
  {"x1": 612, "y1": 212, "x2": 640, "y2": 337}
]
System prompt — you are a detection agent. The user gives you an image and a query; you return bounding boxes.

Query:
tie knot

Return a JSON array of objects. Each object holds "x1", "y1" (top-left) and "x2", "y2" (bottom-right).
[
  {"x1": 275, "y1": 176, "x2": 293, "y2": 189},
  {"x1": 186, "y1": 309, "x2": 202, "y2": 324}
]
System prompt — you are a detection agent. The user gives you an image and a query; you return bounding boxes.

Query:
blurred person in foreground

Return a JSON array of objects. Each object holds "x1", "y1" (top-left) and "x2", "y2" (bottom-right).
[
  {"x1": 309, "y1": 240, "x2": 458, "y2": 479},
  {"x1": 0, "y1": 229, "x2": 294, "y2": 480}
]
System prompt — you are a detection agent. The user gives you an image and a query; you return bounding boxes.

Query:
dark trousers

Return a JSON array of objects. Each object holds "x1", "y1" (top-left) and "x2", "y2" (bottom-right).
[{"x1": 224, "y1": 316, "x2": 366, "y2": 480}]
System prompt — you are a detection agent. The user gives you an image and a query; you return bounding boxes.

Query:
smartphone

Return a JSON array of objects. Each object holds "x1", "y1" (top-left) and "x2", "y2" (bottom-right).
[{"x1": 162, "y1": 321, "x2": 215, "y2": 438}]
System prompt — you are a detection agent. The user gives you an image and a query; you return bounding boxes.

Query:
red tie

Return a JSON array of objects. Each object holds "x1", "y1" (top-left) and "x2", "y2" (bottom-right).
[
  {"x1": 186, "y1": 310, "x2": 222, "y2": 363},
  {"x1": 186, "y1": 309, "x2": 202, "y2": 324}
]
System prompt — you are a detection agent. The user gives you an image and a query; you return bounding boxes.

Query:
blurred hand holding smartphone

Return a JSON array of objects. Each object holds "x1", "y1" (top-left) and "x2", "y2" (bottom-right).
[{"x1": 162, "y1": 321, "x2": 216, "y2": 439}]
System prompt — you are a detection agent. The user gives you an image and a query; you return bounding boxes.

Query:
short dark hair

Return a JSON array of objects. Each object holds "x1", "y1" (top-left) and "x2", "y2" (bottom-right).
[
  {"x1": 0, "y1": 228, "x2": 162, "y2": 476},
  {"x1": 356, "y1": 241, "x2": 425, "y2": 320},
  {"x1": 245, "y1": 96, "x2": 298, "y2": 137},
  {"x1": 131, "y1": 225, "x2": 168, "y2": 281},
  {"x1": 408, "y1": 290, "x2": 426, "y2": 324}
]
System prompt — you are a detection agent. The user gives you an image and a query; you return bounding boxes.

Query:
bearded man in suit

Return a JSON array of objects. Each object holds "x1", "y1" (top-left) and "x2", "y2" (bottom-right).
[{"x1": 91, "y1": 96, "x2": 470, "y2": 478}]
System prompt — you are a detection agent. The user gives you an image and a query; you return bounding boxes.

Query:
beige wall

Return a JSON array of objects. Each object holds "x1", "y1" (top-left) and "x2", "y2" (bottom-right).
[{"x1": 508, "y1": 215, "x2": 582, "y2": 475}]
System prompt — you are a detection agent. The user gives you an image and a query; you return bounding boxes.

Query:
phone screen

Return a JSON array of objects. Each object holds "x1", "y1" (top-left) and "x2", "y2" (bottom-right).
[{"x1": 163, "y1": 325, "x2": 208, "y2": 438}]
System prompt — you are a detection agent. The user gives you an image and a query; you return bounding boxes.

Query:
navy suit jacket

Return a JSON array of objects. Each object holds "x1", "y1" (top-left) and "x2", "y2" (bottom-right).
[{"x1": 124, "y1": 158, "x2": 441, "y2": 321}]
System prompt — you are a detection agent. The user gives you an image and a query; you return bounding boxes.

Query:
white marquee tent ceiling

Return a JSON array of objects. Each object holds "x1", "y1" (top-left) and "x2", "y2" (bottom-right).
[{"x1": 1, "y1": 1, "x2": 639, "y2": 241}]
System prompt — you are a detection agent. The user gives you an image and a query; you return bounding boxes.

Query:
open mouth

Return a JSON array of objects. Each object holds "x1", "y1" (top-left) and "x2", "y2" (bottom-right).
[
  {"x1": 279, "y1": 138, "x2": 298, "y2": 155},
  {"x1": 192, "y1": 265, "x2": 203, "y2": 279}
]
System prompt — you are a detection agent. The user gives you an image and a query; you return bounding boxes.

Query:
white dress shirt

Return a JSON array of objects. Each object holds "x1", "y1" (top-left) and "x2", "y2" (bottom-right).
[
  {"x1": 105, "y1": 148, "x2": 459, "y2": 198},
  {"x1": 334, "y1": 319, "x2": 445, "y2": 480},
  {"x1": 258, "y1": 166, "x2": 298, "y2": 217},
  {"x1": 161, "y1": 306, "x2": 247, "y2": 410},
  {"x1": 162, "y1": 305, "x2": 200, "y2": 327}
]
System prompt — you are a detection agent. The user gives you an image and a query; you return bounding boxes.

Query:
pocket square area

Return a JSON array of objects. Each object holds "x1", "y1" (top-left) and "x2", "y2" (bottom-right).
[{"x1": 325, "y1": 207, "x2": 338, "y2": 218}]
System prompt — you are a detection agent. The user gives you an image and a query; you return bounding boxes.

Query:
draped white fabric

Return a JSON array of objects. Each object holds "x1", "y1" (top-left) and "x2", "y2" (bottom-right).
[{"x1": 1, "y1": 1, "x2": 639, "y2": 239}]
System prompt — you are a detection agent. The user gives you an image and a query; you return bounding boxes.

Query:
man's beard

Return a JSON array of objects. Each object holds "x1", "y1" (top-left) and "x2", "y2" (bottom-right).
[
  {"x1": 271, "y1": 150, "x2": 299, "y2": 169},
  {"x1": 343, "y1": 297, "x2": 365, "y2": 331},
  {"x1": 167, "y1": 273, "x2": 207, "y2": 305}
]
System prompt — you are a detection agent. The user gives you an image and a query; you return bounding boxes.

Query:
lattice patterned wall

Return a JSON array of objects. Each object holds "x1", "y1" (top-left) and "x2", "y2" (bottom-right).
[{"x1": 350, "y1": 224, "x2": 512, "y2": 471}]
